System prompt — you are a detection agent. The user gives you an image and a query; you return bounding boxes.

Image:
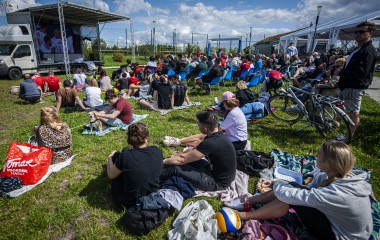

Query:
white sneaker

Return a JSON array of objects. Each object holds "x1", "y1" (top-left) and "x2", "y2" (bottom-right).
[
  {"x1": 163, "y1": 136, "x2": 181, "y2": 147},
  {"x1": 224, "y1": 197, "x2": 244, "y2": 211}
]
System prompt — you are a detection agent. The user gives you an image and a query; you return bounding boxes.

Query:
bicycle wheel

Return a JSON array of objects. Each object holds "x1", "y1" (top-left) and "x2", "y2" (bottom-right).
[
  {"x1": 313, "y1": 105, "x2": 352, "y2": 144},
  {"x1": 268, "y1": 94, "x2": 304, "y2": 123}
]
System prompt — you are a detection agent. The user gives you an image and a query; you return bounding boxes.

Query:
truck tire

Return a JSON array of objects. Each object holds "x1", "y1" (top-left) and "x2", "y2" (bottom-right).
[{"x1": 8, "y1": 68, "x2": 22, "y2": 80}]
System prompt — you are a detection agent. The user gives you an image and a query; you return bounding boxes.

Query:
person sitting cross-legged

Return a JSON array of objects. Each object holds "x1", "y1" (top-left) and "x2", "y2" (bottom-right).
[
  {"x1": 237, "y1": 141, "x2": 373, "y2": 240},
  {"x1": 56, "y1": 80, "x2": 88, "y2": 112},
  {"x1": 19, "y1": 73, "x2": 43, "y2": 103},
  {"x1": 160, "y1": 111, "x2": 236, "y2": 191},
  {"x1": 94, "y1": 90, "x2": 133, "y2": 127},
  {"x1": 106, "y1": 123, "x2": 163, "y2": 208}
]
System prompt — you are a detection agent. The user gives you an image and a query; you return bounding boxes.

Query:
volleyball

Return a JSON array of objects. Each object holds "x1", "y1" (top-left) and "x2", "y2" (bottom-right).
[{"x1": 214, "y1": 207, "x2": 242, "y2": 233}]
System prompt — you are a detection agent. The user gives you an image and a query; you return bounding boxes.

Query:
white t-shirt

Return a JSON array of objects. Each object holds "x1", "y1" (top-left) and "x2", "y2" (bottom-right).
[
  {"x1": 220, "y1": 107, "x2": 248, "y2": 142},
  {"x1": 345, "y1": 48, "x2": 360, "y2": 67},
  {"x1": 40, "y1": 44, "x2": 51, "y2": 54},
  {"x1": 84, "y1": 87, "x2": 103, "y2": 107},
  {"x1": 73, "y1": 73, "x2": 86, "y2": 90},
  {"x1": 146, "y1": 61, "x2": 157, "y2": 67},
  {"x1": 35, "y1": 30, "x2": 46, "y2": 46},
  {"x1": 51, "y1": 37, "x2": 74, "y2": 53}
]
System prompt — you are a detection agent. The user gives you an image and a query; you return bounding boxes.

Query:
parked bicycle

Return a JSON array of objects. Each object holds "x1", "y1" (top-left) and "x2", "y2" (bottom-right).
[{"x1": 267, "y1": 76, "x2": 354, "y2": 144}]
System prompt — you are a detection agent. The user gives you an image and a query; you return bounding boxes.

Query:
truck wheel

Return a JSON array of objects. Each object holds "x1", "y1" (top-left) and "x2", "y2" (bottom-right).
[{"x1": 8, "y1": 68, "x2": 22, "y2": 80}]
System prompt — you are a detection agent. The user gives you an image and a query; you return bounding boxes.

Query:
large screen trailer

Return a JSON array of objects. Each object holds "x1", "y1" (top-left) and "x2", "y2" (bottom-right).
[{"x1": 0, "y1": 2, "x2": 130, "y2": 79}]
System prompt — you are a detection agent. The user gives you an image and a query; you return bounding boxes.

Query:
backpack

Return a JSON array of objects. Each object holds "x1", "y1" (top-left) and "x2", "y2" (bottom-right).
[
  {"x1": 123, "y1": 204, "x2": 174, "y2": 235},
  {"x1": 236, "y1": 150, "x2": 274, "y2": 177},
  {"x1": 267, "y1": 70, "x2": 283, "y2": 92}
]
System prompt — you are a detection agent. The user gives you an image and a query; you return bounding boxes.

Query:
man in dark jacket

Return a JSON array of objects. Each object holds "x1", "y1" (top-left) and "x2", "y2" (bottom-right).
[
  {"x1": 19, "y1": 74, "x2": 43, "y2": 103},
  {"x1": 338, "y1": 22, "x2": 376, "y2": 139}
]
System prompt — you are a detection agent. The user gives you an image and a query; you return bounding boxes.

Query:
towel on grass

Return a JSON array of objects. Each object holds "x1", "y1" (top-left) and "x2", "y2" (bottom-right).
[
  {"x1": 152, "y1": 102, "x2": 201, "y2": 115},
  {"x1": 82, "y1": 114, "x2": 149, "y2": 136},
  {"x1": 5, "y1": 155, "x2": 76, "y2": 198}
]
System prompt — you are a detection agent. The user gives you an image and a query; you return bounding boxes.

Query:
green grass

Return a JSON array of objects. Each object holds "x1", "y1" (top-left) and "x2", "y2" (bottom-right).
[
  {"x1": 374, "y1": 72, "x2": 380, "y2": 78},
  {"x1": 0, "y1": 76, "x2": 379, "y2": 239},
  {"x1": 102, "y1": 54, "x2": 148, "y2": 67}
]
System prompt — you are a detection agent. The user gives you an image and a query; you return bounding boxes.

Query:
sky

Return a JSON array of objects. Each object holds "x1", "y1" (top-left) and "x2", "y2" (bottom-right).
[{"x1": 0, "y1": 0, "x2": 379, "y2": 49}]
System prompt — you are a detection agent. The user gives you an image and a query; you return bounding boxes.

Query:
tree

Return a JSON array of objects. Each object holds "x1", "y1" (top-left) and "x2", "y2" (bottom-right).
[{"x1": 92, "y1": 38, "x2": 107, "y2": 50}]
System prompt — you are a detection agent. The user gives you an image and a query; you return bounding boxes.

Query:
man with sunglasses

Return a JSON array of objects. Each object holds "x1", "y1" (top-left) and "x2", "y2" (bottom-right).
[{"x1": 338, "y1": 22, "x2": 376, "y2": 140}]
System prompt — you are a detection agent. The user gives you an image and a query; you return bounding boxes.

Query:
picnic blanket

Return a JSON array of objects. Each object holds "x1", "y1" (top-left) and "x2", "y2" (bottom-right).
[
  {"x1": 5, "y1": 155, "x2": 75, "y2": 198},
  {"x1": 82, "y1": 114, "x2": 149, "y2": 136},
  {"x1": 152, "y1": 102, "x2": 201, "y2": 115}
]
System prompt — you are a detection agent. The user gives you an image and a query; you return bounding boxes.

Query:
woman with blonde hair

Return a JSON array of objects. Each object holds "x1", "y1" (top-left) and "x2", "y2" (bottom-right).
[
  {"x1": 33, "y1": 106, "x2": 73, "y2": 164},
  {"x1": 236, "y1": 141, "x2": 372, "y2": 239},
  {"x1": 235, "y1": 81, "x2": 265, "y2": 120},
  {"x1": 84, "y1": 78, "x2": 103, "y2": 107}
]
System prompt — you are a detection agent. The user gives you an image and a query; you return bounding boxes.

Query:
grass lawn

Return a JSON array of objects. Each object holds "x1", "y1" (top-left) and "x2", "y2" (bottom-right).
[{"x1": 0, "y1": 74, "x2": 379, "y2": 239}]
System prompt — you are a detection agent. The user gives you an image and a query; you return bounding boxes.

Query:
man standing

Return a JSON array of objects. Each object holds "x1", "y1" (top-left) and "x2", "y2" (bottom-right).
[
  {"x1": 286, "y1": 42, "x2": 298, "y2": 57},
  {"x1": 160, "y1": 111, "x2": 236, "y2": 191},
  {"x1": 338, "y1": 22, "x2": 376, "y2": 139}
]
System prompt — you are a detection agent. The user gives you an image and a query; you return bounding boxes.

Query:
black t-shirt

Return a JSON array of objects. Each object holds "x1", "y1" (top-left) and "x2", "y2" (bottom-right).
[
  {"x1": 157, "y1": 83, "x2": 173, "y2": 109},
  {"x1": 115, "y1": 146, "x2": 163, "y2": 205},
  {"x1": 172, "y1": 83, "x2": 187, "y2": 106},
  {"x1": 196, "y1": 132, "x2": 236, "y2": 188},
  {"x1": 150, "y1": 79, "x2": 160, "y2": 95}
]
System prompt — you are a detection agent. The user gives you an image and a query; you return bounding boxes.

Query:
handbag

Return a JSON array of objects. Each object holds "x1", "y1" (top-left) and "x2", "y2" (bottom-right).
[{"x1": 0, "y1": 142, "x2": 52, "y2": 185}]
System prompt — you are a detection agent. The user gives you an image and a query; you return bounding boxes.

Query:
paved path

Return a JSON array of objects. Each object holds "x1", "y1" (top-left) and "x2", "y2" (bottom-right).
[{"x1": 367, "y1": 76, "x2": 380, "y2": 104}]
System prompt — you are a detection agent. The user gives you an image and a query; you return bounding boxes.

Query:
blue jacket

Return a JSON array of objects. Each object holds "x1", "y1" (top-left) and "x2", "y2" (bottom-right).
[{"x1": 19, "y1": 79, "x2": 40, "y2": 98}]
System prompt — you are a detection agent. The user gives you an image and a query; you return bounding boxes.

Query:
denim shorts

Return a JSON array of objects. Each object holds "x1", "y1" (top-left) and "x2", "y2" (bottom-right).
[
  {"x1": 340, "y1": 88, "x2": 365, "y2": 113},
  {"x1": 104, "y1": 118, "x2": 125, "y2": 127}
]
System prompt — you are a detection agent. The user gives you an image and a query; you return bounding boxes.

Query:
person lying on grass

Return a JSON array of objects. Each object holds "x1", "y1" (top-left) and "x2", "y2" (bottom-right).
[
  {"x1": 94, "y1": 90, "x2": 133, "y2": 127},
  {"x1": 160, "y1": 111, "x2": 236, "y2": 191},
  {"x1": 164, "y1": 92, "x2": 248, "y2": 151},
  {"x1": 106, "y1": 123, "x2": 163, "y2": 208},
  {"x1": 237, "y1": 140, "x2": 372, "y2": 240}
]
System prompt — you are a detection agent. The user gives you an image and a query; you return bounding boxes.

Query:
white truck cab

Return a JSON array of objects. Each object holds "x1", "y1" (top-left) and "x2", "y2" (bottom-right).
[{"x1": 0, "y1": 24, "x2": 36, "y2": 79}]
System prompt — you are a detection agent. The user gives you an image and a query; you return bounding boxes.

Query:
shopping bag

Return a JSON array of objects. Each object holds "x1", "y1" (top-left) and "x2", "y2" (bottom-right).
[{"x1": 0, "y1": 142, "x2": 52, "y2": 185}]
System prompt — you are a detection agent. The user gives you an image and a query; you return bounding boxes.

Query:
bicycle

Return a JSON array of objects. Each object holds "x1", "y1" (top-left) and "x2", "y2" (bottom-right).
[{"x1": 267, "y1": 76, "x2": 354, "y2": 144}]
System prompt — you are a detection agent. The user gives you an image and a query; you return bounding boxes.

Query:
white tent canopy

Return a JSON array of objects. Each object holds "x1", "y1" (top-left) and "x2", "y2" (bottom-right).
[{"x1": 279, "y1": 10, "x2": 380, "y2": 53}]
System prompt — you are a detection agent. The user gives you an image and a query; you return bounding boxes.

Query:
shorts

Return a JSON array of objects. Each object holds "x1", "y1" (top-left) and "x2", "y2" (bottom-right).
[
  {"x1": 340, "y1": 88, "x2": 365, "y2": 113},
  {"x1": 104, "y1": 118, "x2": 126, "y2": 127}
]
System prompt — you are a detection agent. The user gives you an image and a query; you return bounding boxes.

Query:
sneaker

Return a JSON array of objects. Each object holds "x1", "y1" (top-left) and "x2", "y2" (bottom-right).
[
  {"x1": 224, "y1": 197, "x2": 244, "y2": 211},
  {"x1": 39, "y1": 99, "x2": 45, "y2": 104},
  {"x1": 163, "y1": 136, "x2": 181, "y2": 147}
]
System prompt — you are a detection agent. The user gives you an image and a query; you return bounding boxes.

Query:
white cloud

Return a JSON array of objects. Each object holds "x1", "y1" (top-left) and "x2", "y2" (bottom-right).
[
  {"x1": 113, "y1": 0, "x2": 154, "y2": 15},
  {"x1": 0, "y1": 0, "x2": 40, "y2": 15},
  {"x1": 71, "y1": 0, "x2": 110, "y2": 12}
]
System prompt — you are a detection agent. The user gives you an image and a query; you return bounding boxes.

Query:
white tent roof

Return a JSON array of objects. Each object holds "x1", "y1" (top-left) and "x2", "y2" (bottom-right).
[{"x1": 280, "y1": 10, "x2": 380, "y2": 41}]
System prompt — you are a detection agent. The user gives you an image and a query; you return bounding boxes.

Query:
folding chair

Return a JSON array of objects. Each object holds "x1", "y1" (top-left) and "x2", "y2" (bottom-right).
[
  {"x1": 167, "y1": 68, "x2": 175, "y2": 77},
  {"x1": 246, "y1": 74, "x2": 261, "y2": 88},
  {"x1": 222, "y1": 70, "x2": 234, "y2": 87},
  {"x1": 179, "y1": 72, "x2": 187, "y2": 81},
  {"x1": 237, "y1": 69, "x2": 249, "y2": 80}
]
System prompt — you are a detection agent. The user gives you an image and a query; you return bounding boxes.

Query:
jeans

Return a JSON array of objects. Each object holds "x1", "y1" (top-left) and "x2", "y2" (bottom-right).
[
  {"x1": 160, "y1": 160, "x2": 225, "y2": 191},
  {"x1": 296, "y1": 83, "x2": 312, "y2": 103},
  {"x1": 240, "y1": 102, "x2": 265, "y2": 120},
  {"x1": 104, "y1": 118, "x2": 126, "y2": 127}
]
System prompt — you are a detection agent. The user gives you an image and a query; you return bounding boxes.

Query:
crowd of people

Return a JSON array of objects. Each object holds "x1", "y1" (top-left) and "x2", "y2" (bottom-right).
[{"x1": 16, "y1": 21, "x2": 377, "y2": 240}]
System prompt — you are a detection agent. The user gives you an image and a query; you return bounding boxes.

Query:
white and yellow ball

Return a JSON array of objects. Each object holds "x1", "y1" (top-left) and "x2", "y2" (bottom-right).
[{"x1": 214, "y1": 207, "x2": 242, "y2": 233}]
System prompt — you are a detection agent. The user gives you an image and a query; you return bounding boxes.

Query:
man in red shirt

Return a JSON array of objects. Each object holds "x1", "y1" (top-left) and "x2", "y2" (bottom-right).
[
  {"x1": 31, "y1": 72, "x2": 44, "y2": 90},
  {"x1": 43, "y1": 70, "x2": 60, "y2": 93},
  {"x1": 235, "y1": 56, "x2": 251, "y2": 77},
  {"x1": 94, "y1": 90, "x2": 133, "y2": 126}
]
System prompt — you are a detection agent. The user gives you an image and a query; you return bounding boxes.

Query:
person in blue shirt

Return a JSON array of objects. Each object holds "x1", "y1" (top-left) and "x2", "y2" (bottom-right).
[{"x1": 19, "y1": 74, "x2": 43, "y2": 103}]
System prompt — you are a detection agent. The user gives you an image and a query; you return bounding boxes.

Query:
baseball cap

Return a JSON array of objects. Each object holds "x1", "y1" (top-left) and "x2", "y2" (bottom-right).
[
  {"x1": 312, "y1": 52, "x2": 319, "y2": 56},
  {"x1": 218, "y1": 91, "x2": 235, "y2": 105}
]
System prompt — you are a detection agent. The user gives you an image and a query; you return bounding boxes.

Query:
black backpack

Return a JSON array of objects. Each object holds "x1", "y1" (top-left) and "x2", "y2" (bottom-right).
[
  {"x1": 123, "y1": 204, "x2": 174, "y2": 235},
  {"x1": 236, "y1": 150, "x2": 274, "y2": 177}
]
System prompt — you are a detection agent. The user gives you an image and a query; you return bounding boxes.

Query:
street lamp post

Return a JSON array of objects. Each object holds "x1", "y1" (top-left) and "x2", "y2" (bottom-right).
[
  {"x1": 249, "y1": 27, "x2": 253, "y2": 54},
  {"x1": 310, "y1": 6, "x2": 322, "y2": 53},
  {"x1": 152, "y1": 20, "x2": 156, "y2": 57},
  {"x1": 173, "y1": 28, "x2": 176, "y2": 56}
]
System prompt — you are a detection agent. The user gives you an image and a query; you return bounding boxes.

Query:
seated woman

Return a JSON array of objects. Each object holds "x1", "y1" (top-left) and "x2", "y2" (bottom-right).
[
  {"x1": 83, "y1": 78, "x2": 103, "y2": 108},
  {"x1": 237, "y1": 141, "x2": 373, "y2": 240},
  {"x1": 106, "y1": 123, "x2": 163, "y2": 208},
  {"x1": 293, "y1": 58, "x2": 325, "y2": 87},
  {"x1": 56, "y1": 80, "x2": 88, "y2": 112},
  {"x1": 236, "y1": 81, "x2": 265, "y2": 120},
  {"x1": 171, "y1": 74, "x2": 190, "y2": 107},
  {"x1": 123, "y1": 71, "x2": 140, "y2": 98},
  {"x1": 315, "y1": 57, "x2": 346, "y2": 98},
  {"x1": 139, "y1": 75, "x2": 173, "y2": 111},
  {"x1": 98, "y1": 71, "x2": 113, "y2": 91},
  {"x1": 32, "y1": 106, "x2": 73, "y2": 164},
  {"x1": 164, "y1": 91, "x2": 248, "y2": 151}
]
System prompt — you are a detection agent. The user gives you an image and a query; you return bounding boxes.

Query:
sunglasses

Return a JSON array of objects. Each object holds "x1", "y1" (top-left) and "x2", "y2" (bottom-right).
[{"x1": 353, "y1": 30, "x2": 370, "y2": 35}]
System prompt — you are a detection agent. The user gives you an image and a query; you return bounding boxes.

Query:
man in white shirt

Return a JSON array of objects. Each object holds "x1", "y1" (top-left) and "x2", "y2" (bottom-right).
[{"x1": 286, "y1": 43, "x2": 298, "y2": 57}]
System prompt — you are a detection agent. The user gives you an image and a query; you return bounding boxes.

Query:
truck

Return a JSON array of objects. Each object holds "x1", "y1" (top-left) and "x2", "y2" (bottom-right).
[{"x1": 0, "y1": 2, "x2": 130, "y2": 80}]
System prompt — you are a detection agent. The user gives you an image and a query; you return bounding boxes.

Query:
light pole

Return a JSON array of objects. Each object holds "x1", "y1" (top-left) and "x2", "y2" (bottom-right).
[
  {"x1": 249, "y1": 27, "x2": 253, "y2": 54},
  {"x1": 173, "y1": 28, "x2": 176, "y2": 56},
  {"x1": 152, "y1": 20, "x2": 156, "y2": 57},
  {"x1": 310, "y1": 6, "x2": 322, "y2": 53}
]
